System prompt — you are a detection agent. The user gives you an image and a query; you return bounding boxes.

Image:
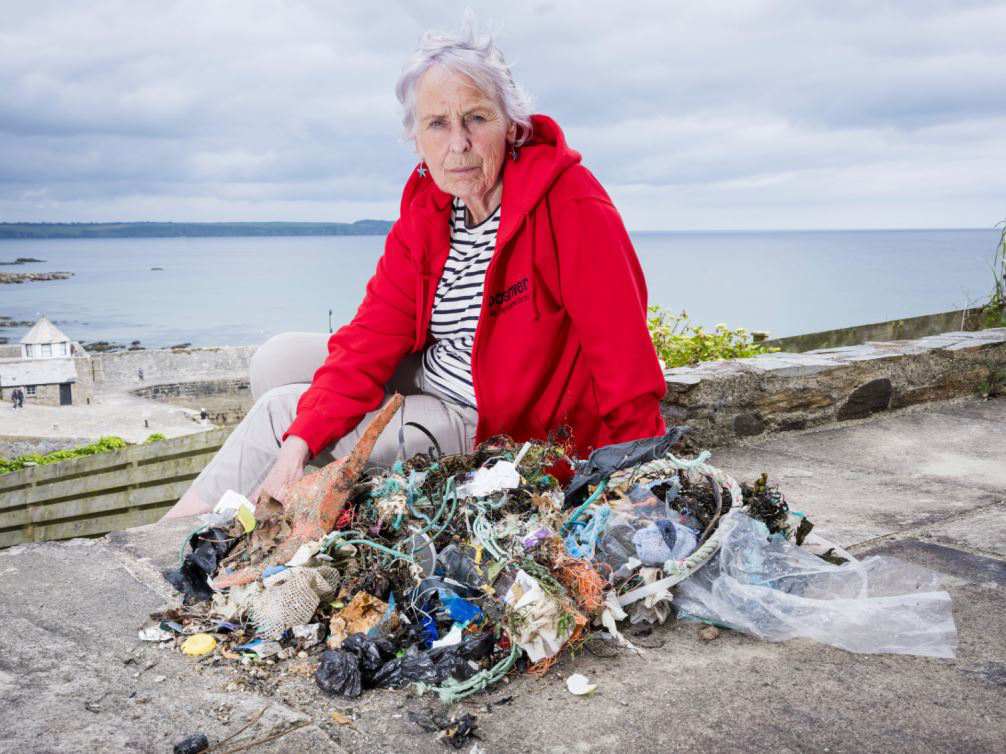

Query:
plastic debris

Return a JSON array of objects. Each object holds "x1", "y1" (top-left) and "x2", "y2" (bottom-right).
[
  {"x1": 430, "y1": 623, "x2": 464, "y2": 649},
  {"x1": 235, "y1": 638, "x2": 282, "y2": 658},
  {"x1": 138, "y1": 625, "x2": 173, "y2": 643},
  {"x1": 180, "y1": 633, "x2": 217, "y2": 657},
  {"x1": 632, "y1": 520, "x2": 697, "y2": 565},
  {"x1": 456, "y1": 460, "x2": 521, "y2": 498},
  {"x1": 674, "y1": 512, "x2": 958, "y2": 658},
  {"x1": 165, "y1": 528, "x2": 236, "y2": 603},
  {"x1": 408, "y1": 710, "x2": 479, "y2": 749},
  {"x1": 315, "y1": 649, "x2": 363, "y2": 698},
  {"x1": 565, "y1": 673, "x2": 597, "y2": 695},
  {"x1": 156, "y1": 426, "x2": 957, "y2": 737},
  {"x1": 564, "y1": 427, "x2": 686, "y2": 506},
  {"x1": 292, "y1": 623, "x2": 325, "y2": 647},
  {"x1": 503, "y1": 570, "x2": 573, "y2": 663},
  {"x1": 173, "y1": 732, "x2": 209, "y2": 754}
]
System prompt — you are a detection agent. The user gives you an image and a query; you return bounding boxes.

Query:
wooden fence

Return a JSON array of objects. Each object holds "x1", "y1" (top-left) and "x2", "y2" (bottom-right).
[{"x1": 0, "y1": 428, "x2": 230, "y2": 549}]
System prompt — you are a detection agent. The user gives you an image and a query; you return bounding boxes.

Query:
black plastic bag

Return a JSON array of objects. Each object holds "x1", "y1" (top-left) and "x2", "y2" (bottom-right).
[
  {"x1": 372, "y1": 649, "x2": 439, "y2": 688},
  {"x1": 173, "y1": 733, "x2": 209, "y2": 754},
  {"x1": 315, "y1": 650, "x2": 363, "y2": 698},
  {"x1": 373, "y1": 630, "x2": 496, "y2": 689},
  {"x1": 341, "y1": 632, "x2": 397, "y2": 682},
  {"x1": 563, "y1": 427, "x2": 687, "y2": 508},
  {"x1": 164, "y1": 528, "x2": 235, "y2": 603}
]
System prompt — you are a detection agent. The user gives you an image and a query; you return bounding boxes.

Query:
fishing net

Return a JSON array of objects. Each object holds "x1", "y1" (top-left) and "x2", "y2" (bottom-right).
[{"x1": 249, "y1": 565, "x2": 340, "y2": 639}]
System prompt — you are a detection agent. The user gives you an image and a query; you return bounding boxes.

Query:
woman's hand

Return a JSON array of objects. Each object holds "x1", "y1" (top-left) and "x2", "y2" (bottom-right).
[{"x1": 256, "y1": 435, "x2": 310, "y2": 509}]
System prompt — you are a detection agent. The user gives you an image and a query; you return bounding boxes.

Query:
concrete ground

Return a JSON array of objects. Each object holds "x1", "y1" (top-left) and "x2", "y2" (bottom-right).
[
  {"x1": 1, "y1": 398, "x2": 1003, "y2": 753},
  {"x1": 0, "y1": 390, "x2": 208, "y2": 448}
]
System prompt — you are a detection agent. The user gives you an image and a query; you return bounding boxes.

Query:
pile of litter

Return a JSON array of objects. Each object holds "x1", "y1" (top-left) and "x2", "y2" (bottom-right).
[{"x1": 146, "y1": 396, "x2": 957, "y2": 723}]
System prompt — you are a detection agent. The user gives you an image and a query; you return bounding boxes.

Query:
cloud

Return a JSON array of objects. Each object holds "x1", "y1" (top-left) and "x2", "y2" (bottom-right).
[{"x1": 0, "y1": 0, "x2": 1003, "y2": 227}]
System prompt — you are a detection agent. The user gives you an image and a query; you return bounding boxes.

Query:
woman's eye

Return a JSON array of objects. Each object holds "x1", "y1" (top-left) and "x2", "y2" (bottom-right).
[
  {"x1": 429, "y1": 119, "x2": 445, "y2": 129},
  {"x1": 468, "y1": 114, "x2": 486, "y2": 123}
]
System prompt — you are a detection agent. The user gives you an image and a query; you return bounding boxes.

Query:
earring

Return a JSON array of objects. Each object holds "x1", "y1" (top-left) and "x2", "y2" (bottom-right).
[
  {"x1": 510, "y1": 145, "x2": 519, "y2": 162},
  {"x1": 416, "y1": 161, "x2": 428, "y2": 177}
]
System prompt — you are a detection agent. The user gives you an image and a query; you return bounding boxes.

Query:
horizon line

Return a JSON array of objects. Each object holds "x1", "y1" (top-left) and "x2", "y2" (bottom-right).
[{"x1": 0, "y1": 220, "x2": 995, "y2": 235}]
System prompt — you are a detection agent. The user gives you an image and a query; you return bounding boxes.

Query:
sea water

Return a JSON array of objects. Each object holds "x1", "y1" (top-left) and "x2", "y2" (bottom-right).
[{"x1": 0, "y1": 228, "x2": 997, "y2": 348}]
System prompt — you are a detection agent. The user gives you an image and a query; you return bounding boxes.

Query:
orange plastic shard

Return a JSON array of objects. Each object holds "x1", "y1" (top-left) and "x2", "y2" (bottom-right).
[{"x1": 213, "y1": 394, "x2": 404, "y2": 589}]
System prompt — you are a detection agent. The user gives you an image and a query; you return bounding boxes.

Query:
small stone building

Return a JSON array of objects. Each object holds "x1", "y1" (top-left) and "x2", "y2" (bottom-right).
[{"x1": 0, "y1": 317, "x2": 93, "y2": 406}]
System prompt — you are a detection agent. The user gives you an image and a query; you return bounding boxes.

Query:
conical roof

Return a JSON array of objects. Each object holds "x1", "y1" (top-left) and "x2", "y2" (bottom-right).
[{"x1": 20, "y1": 316, "x2": 70, "y2": 345}]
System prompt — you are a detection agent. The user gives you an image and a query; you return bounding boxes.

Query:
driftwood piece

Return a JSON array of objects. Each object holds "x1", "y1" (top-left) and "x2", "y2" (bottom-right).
[{"x1": 213, "y1": 394, "x2": 404, "y2": 588}]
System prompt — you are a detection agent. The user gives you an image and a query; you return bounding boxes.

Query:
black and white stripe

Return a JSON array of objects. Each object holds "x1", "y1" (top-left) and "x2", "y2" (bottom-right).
[{"x1": 421, "y1": 197, "x2": 501, "y2": 408}]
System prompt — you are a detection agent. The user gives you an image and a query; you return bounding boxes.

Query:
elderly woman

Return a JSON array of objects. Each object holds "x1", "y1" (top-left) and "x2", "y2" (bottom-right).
[{"x1": 165, "y1": 23, "x2": 665, "y2": 519}]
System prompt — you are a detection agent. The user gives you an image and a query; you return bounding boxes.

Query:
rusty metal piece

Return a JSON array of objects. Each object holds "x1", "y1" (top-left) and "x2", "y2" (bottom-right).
[{"x1": 213, "y1": 395, "x2": 404, "y2": 589}]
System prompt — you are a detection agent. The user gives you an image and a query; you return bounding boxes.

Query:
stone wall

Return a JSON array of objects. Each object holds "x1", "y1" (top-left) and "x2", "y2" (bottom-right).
[
  {"x1": 764, "y1": 307, "x2": 983, "y2": 353},
  {"x1": 132, "y1": 377, "x2": 249, "y2": 400},
  {"x1": 92, "y1": 346, "x2": 254, "y2": 390},
  {"x1": 662, "y1": 328, "x2": 1006, "y2": 447},
  {"x1": 132, "y1": 377, "x2": 252, "y2": 426}
]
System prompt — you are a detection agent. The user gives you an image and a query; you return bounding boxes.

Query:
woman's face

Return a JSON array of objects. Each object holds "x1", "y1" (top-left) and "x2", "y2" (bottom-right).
[{"x1": 414, "y1": 64, "x2": 515, "y2": 204}]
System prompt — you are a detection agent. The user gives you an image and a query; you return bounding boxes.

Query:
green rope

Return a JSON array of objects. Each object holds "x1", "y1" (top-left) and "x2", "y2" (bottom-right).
[
  {"x1": 562, "y1": 478, "x2": 608, "y2": 534},
  {"x1": 327, "y1": 536, "x2": 418, "y2": 565}
]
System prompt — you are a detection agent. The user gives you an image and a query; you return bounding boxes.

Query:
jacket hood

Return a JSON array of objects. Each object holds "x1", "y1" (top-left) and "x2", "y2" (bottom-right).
[{"x1": 401, "y1": 114, "x2": 581, "y2": 247}]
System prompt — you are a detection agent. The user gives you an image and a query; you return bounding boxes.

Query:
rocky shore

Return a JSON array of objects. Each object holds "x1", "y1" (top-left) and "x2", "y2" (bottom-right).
[
  {"x1": 0, "y1": 271, "x2": 73, "y2": 284},
  {"x1": 0, "y1": 256, "x2": 45, "y2": 265},
  {"x1": 0, "y1": 316, "x2": 37, "y2": 328}
]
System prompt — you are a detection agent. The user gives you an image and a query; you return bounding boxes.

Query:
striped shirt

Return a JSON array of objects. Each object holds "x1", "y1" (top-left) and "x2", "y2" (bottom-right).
[{"x1": 421, "y1": 197, "x2": 501, "y2": 409}]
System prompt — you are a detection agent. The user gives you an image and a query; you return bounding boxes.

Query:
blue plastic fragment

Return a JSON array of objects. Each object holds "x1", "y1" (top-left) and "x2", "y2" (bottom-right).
[
  {"x1": 262, "y1": 565, "x2": 287, "y2": 579},
  {"x1": 444, "y1": 596, "x2": 482, "y2": 626},
  {"x1": 216, "y1": 621, "x2": 239, "y2": 633},
  {"x1": 419, "y1": 613, "x2": 439, "y2": 648},
  {"x1": 235, "y1": 639, "x2": 263, "y2": 652}
]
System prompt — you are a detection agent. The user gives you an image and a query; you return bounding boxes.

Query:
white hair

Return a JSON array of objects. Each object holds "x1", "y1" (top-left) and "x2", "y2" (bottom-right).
[{"x1": 395, "y1": 14, "x2": 534, "y2": 147}]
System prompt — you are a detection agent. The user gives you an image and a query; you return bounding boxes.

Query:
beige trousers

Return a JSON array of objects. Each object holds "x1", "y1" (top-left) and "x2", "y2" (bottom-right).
[{"x1": 189, "y1": 332, "x2": 479, "y2": 505}]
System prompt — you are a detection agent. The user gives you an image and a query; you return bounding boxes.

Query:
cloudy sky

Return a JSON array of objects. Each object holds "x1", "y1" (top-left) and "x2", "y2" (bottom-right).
[{"x1": 2, "y1": 0, "x2": 1004, "y2": 230}]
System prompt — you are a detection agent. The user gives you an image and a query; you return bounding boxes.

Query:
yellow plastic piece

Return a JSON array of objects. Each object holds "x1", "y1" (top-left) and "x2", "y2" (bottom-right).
[
  {"x1": 181, "y1": 633, "x2": 217, "y2": 657},
  {"x1": 236, "y1": 505, "x2": 256, "y2": 534}
]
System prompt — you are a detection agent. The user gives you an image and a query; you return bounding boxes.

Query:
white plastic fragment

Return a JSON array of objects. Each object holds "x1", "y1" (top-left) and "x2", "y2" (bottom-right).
[
  {"x1": 456, "y1": 461, "x2": 521, "y2": 499},
  {"x1": 566, "y1": 673, "x2": 597, "y2": 695},
  {"x1": 286, "y1": 541, "x2": 321, "y2": 568},
  {"x1": 292, "y1": 623, "x2": 325, "y2": 647},
  {"x1": 599, "y1": 591, "x2": 642, "y2": 655},
  {"x1": 214, "y1": 489, "x2": 255, "y2": 517},
  {"x1": 430, "y1": 623, "x2": 464, "y2": 649},
  {"x1": 137, "y1": 625, "x2": 173, "y2": 642}
]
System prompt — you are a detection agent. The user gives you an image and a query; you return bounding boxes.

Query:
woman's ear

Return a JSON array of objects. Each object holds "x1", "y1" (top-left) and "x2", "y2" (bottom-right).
[{"x1": 507, "y1": 120, "x2": 518, "y2": 143}]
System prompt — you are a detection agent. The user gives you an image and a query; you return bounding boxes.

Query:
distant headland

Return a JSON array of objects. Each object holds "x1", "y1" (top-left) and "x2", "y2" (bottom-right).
[{"x1": 0, "y1": 220, "x2": 394, "y2": 239}]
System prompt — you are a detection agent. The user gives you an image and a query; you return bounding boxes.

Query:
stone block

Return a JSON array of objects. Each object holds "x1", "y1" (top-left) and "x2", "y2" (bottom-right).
[
  {"x1": 837, "y1": 378, "x2": 893, "y2": 420},
  {"x1": 757, "y1": 387, "x2": 834, "y2": 414},
  {"x1": 732, "y1": 412, "x2": 765, "y2": 437}
]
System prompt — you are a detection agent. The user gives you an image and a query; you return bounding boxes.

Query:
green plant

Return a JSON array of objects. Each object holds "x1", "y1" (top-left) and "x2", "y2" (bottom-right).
[
  {"x1": 647, "y1": 306, "x2": 778, "y2": 368},
  {"x1": 143, "y1": 432, "x2": 167, "y2": 444},
  {"x1": 979, "y1": 361, "x2": 1006, "y2": 400},
  {"x1": 0, "y1": 435, "x2": 128, "y2": 475},
  {"x1": 980, "y1": 220, "x2": 1006, "y2": 328}
]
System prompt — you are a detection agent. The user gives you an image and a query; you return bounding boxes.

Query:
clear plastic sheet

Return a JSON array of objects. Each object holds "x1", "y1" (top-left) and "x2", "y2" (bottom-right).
[{"x1": 675, "y1": 513, "x2": 958, "y2": 658}]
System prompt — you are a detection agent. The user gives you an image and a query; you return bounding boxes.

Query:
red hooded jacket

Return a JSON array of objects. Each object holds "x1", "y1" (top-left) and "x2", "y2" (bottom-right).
[{"x1": 285, "y1": 114, "x2": 666, "y2": 458}]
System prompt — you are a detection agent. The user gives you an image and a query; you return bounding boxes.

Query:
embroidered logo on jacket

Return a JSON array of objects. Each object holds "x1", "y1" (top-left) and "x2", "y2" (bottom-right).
[{"x1": 487, "y1": 277, "x2": 530, "y2": 317}]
